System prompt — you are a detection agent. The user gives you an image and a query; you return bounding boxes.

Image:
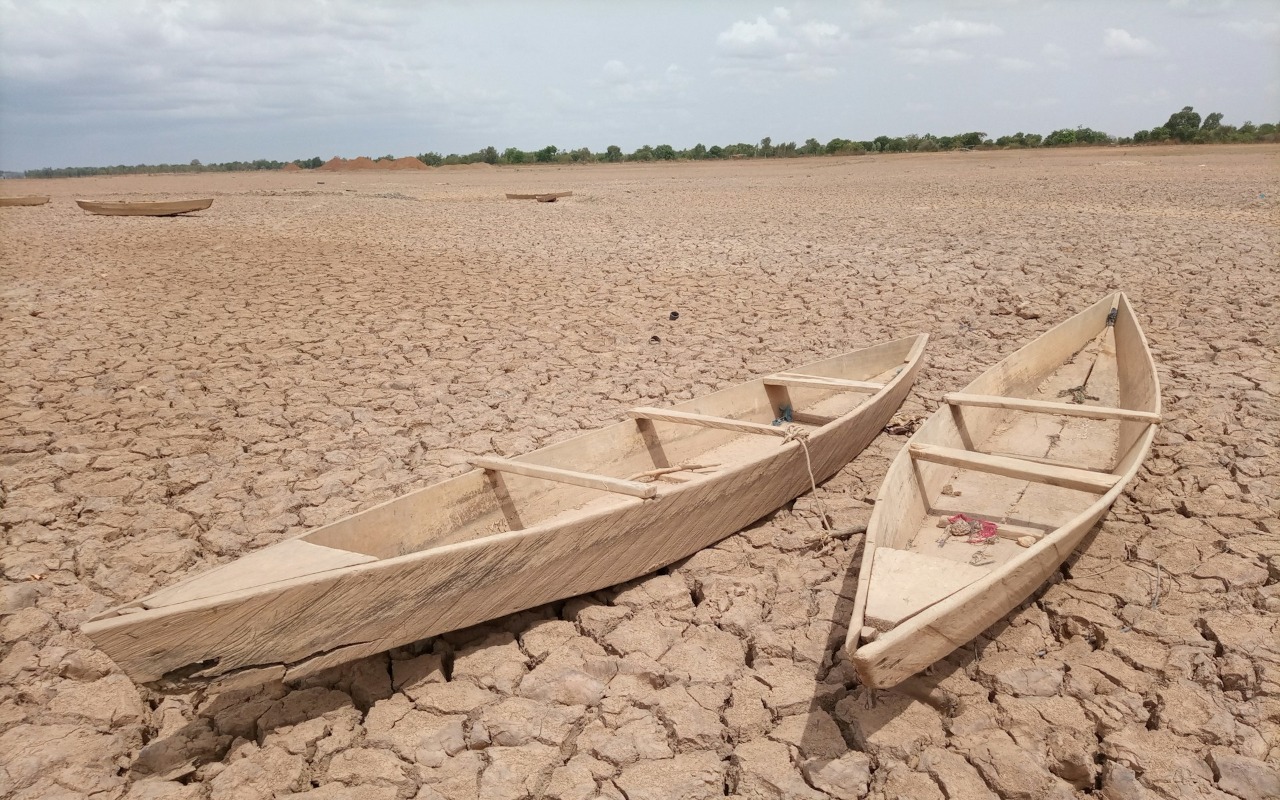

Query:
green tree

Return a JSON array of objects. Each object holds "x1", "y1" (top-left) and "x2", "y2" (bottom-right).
[
  {"x1": 630, "y1": 145, "x2": 654, "y2": 161},
  {"x1": 603, "y1": 145, "x2": 623, "y2": 163},
  {"x1": 707, "y1": 145, "x2": 724, "y2": 158},
  {"x1": 653, "y1": 144, "x2": 676, "y2": 160},
  {"x1": 502, "y1": 147, "x2": 527, "y2": 164},
  {"x1": 1201, "y1": 112, "x2": 1223, "y2": 132},
  {"x1": 801, "y1": 138, "x2": 821, "y2": 156},
  {"x1": 1164, "y1": 106, "x2": 1201, "y2": 142},
  {"x1": 758, "y1": 136, "x2": 775, "y2": 157},
  {"x1": 689, "y1": 143, "x2": 707, "y2": 159},
  {"x1": 481, "y1": 146, "x2": 499, "y2": 164},
  {"x1": 417, "y1": 151, "x2": 443, "y2": 166},
  {"x1": 535, "y1": 145, "x2": 558, "y2": 163}
]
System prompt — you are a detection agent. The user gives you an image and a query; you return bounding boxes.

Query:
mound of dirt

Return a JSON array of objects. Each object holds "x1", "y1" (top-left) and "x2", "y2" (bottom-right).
[
  {"x1": 315, "y1": 156, "x2": 430, "y2": 171},
  {"x1": 280, "y1": 163, "x2": 302, "y2": 172}
]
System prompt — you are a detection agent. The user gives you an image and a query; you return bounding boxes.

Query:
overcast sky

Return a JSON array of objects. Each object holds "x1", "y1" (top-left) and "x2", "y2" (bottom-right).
[{"x1": 0, "y1": 0, "x2": 1276, "y2": 171}]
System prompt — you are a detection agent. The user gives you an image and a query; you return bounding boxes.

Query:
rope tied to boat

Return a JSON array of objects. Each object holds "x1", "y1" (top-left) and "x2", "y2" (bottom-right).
[{"x1": 782, "y1": 425, "x2": 832, "y2": 532}]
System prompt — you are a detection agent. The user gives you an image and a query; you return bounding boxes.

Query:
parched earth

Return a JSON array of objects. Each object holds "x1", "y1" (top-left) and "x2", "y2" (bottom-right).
[{"x1": 0, "y1": 146, "x2": 1276, "y2": 799}]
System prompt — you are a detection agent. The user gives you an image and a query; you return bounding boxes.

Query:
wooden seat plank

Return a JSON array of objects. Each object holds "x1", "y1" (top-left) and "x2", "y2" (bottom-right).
[
  {"x1": 944, "y1": 393, "x2": 1160, "y2": 424},
  {"x1": 629, "y1": 407, "x2": 789, "y2": 437},
  {"x1": 909, "y1": 443, "x2": 1120, "y2": 494},
  {"x1": 766, "y1": 373, "x2": 885, "y2": 392},
  {"x1": 470, "y1": 456, "x2": 656, "y2": 499}
]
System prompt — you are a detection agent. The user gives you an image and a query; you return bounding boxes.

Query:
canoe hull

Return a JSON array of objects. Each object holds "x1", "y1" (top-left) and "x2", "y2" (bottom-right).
[
  {"x1": 84, "y1": 335, "x2": 926, "y2": 691},
  {"x1": 847, "y1": 294, "x2": 1159, "y2": 689},
  {"x1": 0, "y1": 196, "x2": 50, "y2": 207},
  {"x1": 76, "y1": 198, "x2": 213, "y2": 216}
]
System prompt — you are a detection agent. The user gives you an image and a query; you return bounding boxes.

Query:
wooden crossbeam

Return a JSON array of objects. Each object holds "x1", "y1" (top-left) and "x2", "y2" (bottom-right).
[
  {"x1": 470, "y1": 457, "x2": 656, "y2": 499},
  {"x1": 765, "y1": 373, "x2": 885, "y2": 393},
  {"x1": 944, "y1": 393, "x2": 1161, "y2": 424},
  {"x1": 629, "y1": 407, "x2": 789, "y2": 437},
  {"x1": 909, "y1": 444, "x2": 1121, "y2": 495}
]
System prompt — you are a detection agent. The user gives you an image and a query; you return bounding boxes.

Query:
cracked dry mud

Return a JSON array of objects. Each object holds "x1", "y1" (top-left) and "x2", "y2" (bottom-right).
[{"x1": 1, "y1": 146, "x2": 1277, "y2": 799}]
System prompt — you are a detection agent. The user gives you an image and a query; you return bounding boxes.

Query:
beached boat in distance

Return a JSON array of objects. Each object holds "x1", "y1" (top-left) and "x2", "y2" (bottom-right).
[
  {"x1": 505, "y1": 191, "x2": 572, "y2": 201},
  {"x1": 75, "y1": 198, "x2": 213, "y2": 216},
  {"x1": 85, "y1": 334, "x2": 927, "y2": 692},
  {"x1": 0, "y1": 196, "x2": 50, "y2": 207},
  {"x1": 847, "y1": 293, "x2": 1159, "y2": 689}
]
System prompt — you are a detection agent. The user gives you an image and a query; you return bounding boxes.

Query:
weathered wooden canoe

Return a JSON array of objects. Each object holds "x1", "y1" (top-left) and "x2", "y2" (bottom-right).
[
  {"x1": 846, "y1": 293, "x2": 1159, "y2": 689},
  {"x1": 505, "y1": 191, "x2": 572, "y2": 201},
  {"x1": 84, "y1": 334, "x2": 927, "y2": 691},
  {"x1": 75, "y1": 198, "x2": 213, "y2": 216},
  {"x1": 0, "y1": 195, "x2": 50, "y2": 207}
]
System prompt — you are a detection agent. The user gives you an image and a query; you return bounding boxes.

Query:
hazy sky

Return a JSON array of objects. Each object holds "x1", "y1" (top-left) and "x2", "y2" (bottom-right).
[{"x1": 1, "y1": 0, "x2": 1277, "y2": 170}]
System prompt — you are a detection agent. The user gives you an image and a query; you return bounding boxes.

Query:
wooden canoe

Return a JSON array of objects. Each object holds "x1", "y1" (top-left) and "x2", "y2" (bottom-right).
[
  {"x1": 0, "y1": 195, "x2": 50, "y2": 207},
  {"x1": 505, "y1": 191, "x2": 572, "y2": 201},
  {"x1": 75, "y1": 198, "x2": 213, "y2": 216},
  {"x1": 84, "y1": 334, "x2": 928, "y2": 691},
  {"x1": 846, "y1": 293, "x2": 1159, "y2": 689}
]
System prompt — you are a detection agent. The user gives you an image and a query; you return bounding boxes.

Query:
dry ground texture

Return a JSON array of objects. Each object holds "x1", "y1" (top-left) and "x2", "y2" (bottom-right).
[{"x1": 0, "y1": 146, "x2": 1277, "y2": 800}]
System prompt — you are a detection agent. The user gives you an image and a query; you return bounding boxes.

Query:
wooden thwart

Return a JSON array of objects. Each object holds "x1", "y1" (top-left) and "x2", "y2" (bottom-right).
[
  {"x1": 470, "y1": 456, "x2": 656, "y2": 499},
  {"x1": 909, "y1": 444, "x2": 1121, "y2": 494},
  {"x1": 765, "y1": 373, "x2": 885, "y2": 393},
  {"x1": 629, "y1": 407, "x2": 789, "y2": 437},
  {"x1": 944, "y1": 393, "x2": 1161, "y2": 424}
]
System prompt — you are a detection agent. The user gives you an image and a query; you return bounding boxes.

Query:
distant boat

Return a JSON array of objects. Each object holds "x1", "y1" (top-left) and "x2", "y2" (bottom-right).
[
  {"x1": 505, "y1": 191, "x2": 573, "y2": 201},
  {"x1": 75, "y1": 198, "x2": 213, "y2": 217},
  {"x1": 0, "y1": 196, "x2": 50, "y2": 207},
  {"x1": 846, "y1": 293, "x2": 1160, "y2": 689},
  {"x1": 83, "y1": 335, "x2": 926, "y2": 692}
]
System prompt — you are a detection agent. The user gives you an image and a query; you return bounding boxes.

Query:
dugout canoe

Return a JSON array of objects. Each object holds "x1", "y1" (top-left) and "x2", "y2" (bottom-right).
[
  {"x1": 846, "y1": 293, "x2": 1159, "y2": 689},
  {"x1": 75, "y1": 198, "x2": 213, "y2": 216},
  {"x1": 0, "y1": 196, "x2": 50, "y2": 207},
  {"x1": 84, "y1": 334, "x2": 928, "y2": 692},
  {"x1": 505, "y1": 191, "x2": 572, "y2": 201}
]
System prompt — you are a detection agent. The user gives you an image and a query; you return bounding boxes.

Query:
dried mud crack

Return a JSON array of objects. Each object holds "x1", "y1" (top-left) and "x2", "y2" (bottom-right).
[{"x1": 1, "y1": 147, "x2": 1277, "y2": 799}]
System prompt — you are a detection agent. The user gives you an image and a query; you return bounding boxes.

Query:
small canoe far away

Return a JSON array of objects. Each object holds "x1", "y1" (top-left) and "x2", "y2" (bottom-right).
[
  {"x1": 505, "y1": 191, "x2": 572, "y2": 202},
  {"x1": 84, "y1": 334, "x2": 928, "y2": 693},
  {"x1": 0, "y1": 196, "x2": 50, "y2": 207},
  {"x1": 75, "y1": 198, "x2": 213, "y2": 216},
  {"x1": 846, "y1": 293, "x2": 1160, "y2": 689}
]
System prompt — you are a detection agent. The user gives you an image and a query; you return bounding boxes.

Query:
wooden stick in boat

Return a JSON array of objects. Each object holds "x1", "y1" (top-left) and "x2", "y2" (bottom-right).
[
  {"x1": 908, "y1": 444, "x2": 1121, "y2": 494},
  {"x1": 470, "y1": 457, "x2": 656, "y2": 499},
  {"x1": 629, "y1": 408, "x2": 790, "y2": 437},
  {"x1": 765, "y1": 374, "x2": 885, "y2": 392},
  {"x1": 627, "y1": 463, "x2": 719, "y2": 482},
  {"x1": 943, "y1": 393, "x2": 1161, "y2": 424}
]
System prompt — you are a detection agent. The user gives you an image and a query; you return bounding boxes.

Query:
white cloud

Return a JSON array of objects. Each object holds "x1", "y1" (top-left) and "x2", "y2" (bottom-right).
[
  {"x1": 898, "y1": 19, "x2": 1003, "y2": 46},
  {"x1": 850, "y1": 0, "x2": 898, "y2": 35},
  {"x1": 997, "y1": 56, "x2": 1035, "y2": 71},
  {"x1": 1222, "y1": 19, "x2": 1280, "y2": 44},
  {"x1": 894, "y1": 48, "x2": 972, "y2": 65},
  {"x1": 714, "y1": 8, "x2": 849, "y2": 79},
  {"x1": 1042, "y1": 43, "x2": 1070, "y2": 68},
  {"x1": 593, "y1": 60, "x2": 688, "y2": 102},
  {"x1": 717, "y1": 16, "x2": 787, "y2": 58},
  {"x1": 1102, "y1": 28, "x2": 1162, "y2": 58}
]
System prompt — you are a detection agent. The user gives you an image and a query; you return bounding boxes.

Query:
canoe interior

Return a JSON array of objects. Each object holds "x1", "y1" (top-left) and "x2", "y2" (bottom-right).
[
  {"x1": 859, "y1": 294, "x2": 1158, "y2": 636},
  {"x1": 132, "y1": 336, "x2": 921, "y2": 612},
  {"x1": 0, "y1": 196, "x2": 50, "y2": 207}
]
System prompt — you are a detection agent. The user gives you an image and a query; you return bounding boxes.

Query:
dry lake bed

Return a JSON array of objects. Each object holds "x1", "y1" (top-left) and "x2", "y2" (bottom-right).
[{"x1": 1, "y1": 145, "x2": 1277, "y2": 799}]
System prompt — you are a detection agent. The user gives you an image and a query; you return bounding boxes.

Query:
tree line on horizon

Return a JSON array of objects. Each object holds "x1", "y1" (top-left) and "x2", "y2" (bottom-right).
[{"x1": 20, "y1": 106, "x2": 1276, "y2": 178}]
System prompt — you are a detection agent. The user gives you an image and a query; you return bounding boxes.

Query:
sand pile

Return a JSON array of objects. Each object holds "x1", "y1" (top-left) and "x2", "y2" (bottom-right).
[
  {"x1": 315, "y1": 156, "x2": 430, "y2": 171},
  {"x1": 280, "y1": 162, "x2": 302, "y2": 172}
]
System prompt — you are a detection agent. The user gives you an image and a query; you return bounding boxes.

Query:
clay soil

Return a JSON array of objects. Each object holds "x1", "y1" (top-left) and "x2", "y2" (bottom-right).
[{"x1": 1, "y1": 146, "x2": 1277, "y2": 799}]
